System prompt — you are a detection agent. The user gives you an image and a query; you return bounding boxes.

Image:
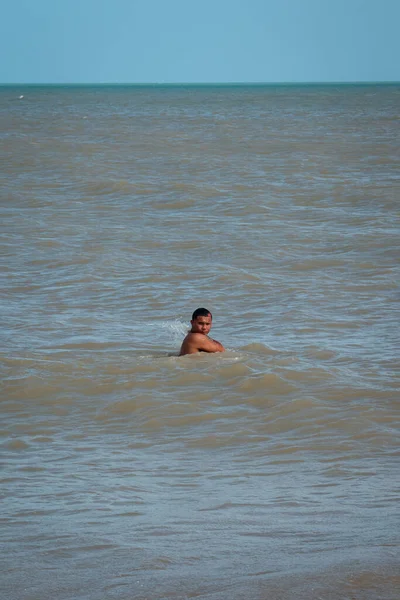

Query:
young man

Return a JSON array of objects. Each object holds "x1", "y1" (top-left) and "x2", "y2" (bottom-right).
[{"x1": 179, "y1": 308, "x2": 225, "y2": 356}]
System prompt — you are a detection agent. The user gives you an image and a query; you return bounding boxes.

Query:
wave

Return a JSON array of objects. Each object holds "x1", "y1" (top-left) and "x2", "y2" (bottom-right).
[{"x1": 239, "y1": 343, "x2": 279, "y2": 355}]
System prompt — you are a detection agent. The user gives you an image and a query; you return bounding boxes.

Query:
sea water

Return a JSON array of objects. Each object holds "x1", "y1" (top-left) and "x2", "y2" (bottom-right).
[{"x1": 1, "y1": 84, "x2": 399, "y2": 599}]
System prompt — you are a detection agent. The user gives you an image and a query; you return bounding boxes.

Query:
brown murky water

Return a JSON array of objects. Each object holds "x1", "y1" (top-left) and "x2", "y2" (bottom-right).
[{"x1": 1, "y1": 84, "x2": 399, "y2": 599}]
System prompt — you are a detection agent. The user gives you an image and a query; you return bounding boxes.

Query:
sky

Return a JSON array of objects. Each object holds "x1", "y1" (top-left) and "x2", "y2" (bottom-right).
[{"x1": 1, "y1": 0, "x2": 399, "y2": 84}]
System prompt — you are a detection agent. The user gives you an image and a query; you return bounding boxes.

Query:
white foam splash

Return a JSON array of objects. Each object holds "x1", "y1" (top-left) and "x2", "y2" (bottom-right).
[{"x1": 161, "y1": 320, "x2": 189, "y2": 347}]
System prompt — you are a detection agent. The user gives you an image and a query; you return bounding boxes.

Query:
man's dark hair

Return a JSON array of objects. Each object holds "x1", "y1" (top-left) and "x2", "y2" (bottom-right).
[{"x1": 192, "y1": 307, "x2": 212, "y2": 320}]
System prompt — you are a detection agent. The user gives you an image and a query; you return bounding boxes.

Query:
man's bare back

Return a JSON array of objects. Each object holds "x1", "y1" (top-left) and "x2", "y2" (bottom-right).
[{"x1": 179, "y1": 308, "x2": 225, "y2": 356}]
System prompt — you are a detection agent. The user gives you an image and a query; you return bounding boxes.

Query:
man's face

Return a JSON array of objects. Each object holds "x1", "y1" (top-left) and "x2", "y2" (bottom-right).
[{"x1": 191, "y1": 314, "x2": 212, "y2": 335}]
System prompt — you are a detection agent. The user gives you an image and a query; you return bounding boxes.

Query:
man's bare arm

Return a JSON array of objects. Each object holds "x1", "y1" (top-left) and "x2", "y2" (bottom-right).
[{"x1": 193, "y1": 333, "x2": 225, "y2": 353}]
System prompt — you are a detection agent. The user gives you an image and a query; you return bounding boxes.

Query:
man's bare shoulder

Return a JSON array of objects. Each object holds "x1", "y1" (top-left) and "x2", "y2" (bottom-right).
[
  {"x1": 179, "y1": 332, "x2": 202, "y2": 356},
  {"x1": 179, "y1": 332, "x2": 224, "y2": 356},
  {"x1": 185, "y1": 332, "x2": 211, "y2": 345},
  {"x1": 186, "y1": 332, "x2": 205, "y2": 340}
]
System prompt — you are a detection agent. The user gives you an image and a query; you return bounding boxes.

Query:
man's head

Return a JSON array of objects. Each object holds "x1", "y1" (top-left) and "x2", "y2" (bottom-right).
[{"x1": 191, "y1": 307, "x2": 212, "y2": 335}]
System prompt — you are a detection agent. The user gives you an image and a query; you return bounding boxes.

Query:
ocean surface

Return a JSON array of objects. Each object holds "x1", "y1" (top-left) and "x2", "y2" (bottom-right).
[{"x1": 1, "y1": 84, "x2": 399, "y2": 600}]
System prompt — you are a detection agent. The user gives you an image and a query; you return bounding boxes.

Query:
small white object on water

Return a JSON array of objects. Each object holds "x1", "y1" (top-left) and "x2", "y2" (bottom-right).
[{"x1": 19, "y1": 95, "x2": 24, "y2": 99}]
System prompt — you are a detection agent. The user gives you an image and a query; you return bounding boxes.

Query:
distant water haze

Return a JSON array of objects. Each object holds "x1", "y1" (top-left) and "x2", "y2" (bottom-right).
[{"x1": 1, "y1": 84, "x2": 399, "y2": 600}]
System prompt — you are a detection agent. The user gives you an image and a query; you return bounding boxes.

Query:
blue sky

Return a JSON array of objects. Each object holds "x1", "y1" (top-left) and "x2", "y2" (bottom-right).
[{"x1": 1, "y1": 0, "x2": 399, "y2": 83}]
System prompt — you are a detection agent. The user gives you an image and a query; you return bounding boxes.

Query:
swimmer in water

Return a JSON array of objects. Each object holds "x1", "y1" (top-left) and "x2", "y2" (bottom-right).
[{"x1": 179, "y1": 308, "x2": 225, "y2": 356}]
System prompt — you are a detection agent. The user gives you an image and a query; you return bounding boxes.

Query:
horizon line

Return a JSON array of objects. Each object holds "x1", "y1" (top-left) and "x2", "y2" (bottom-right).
[{"x1": 1, "y1": 80, "x2": 399, "y2": 87}]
